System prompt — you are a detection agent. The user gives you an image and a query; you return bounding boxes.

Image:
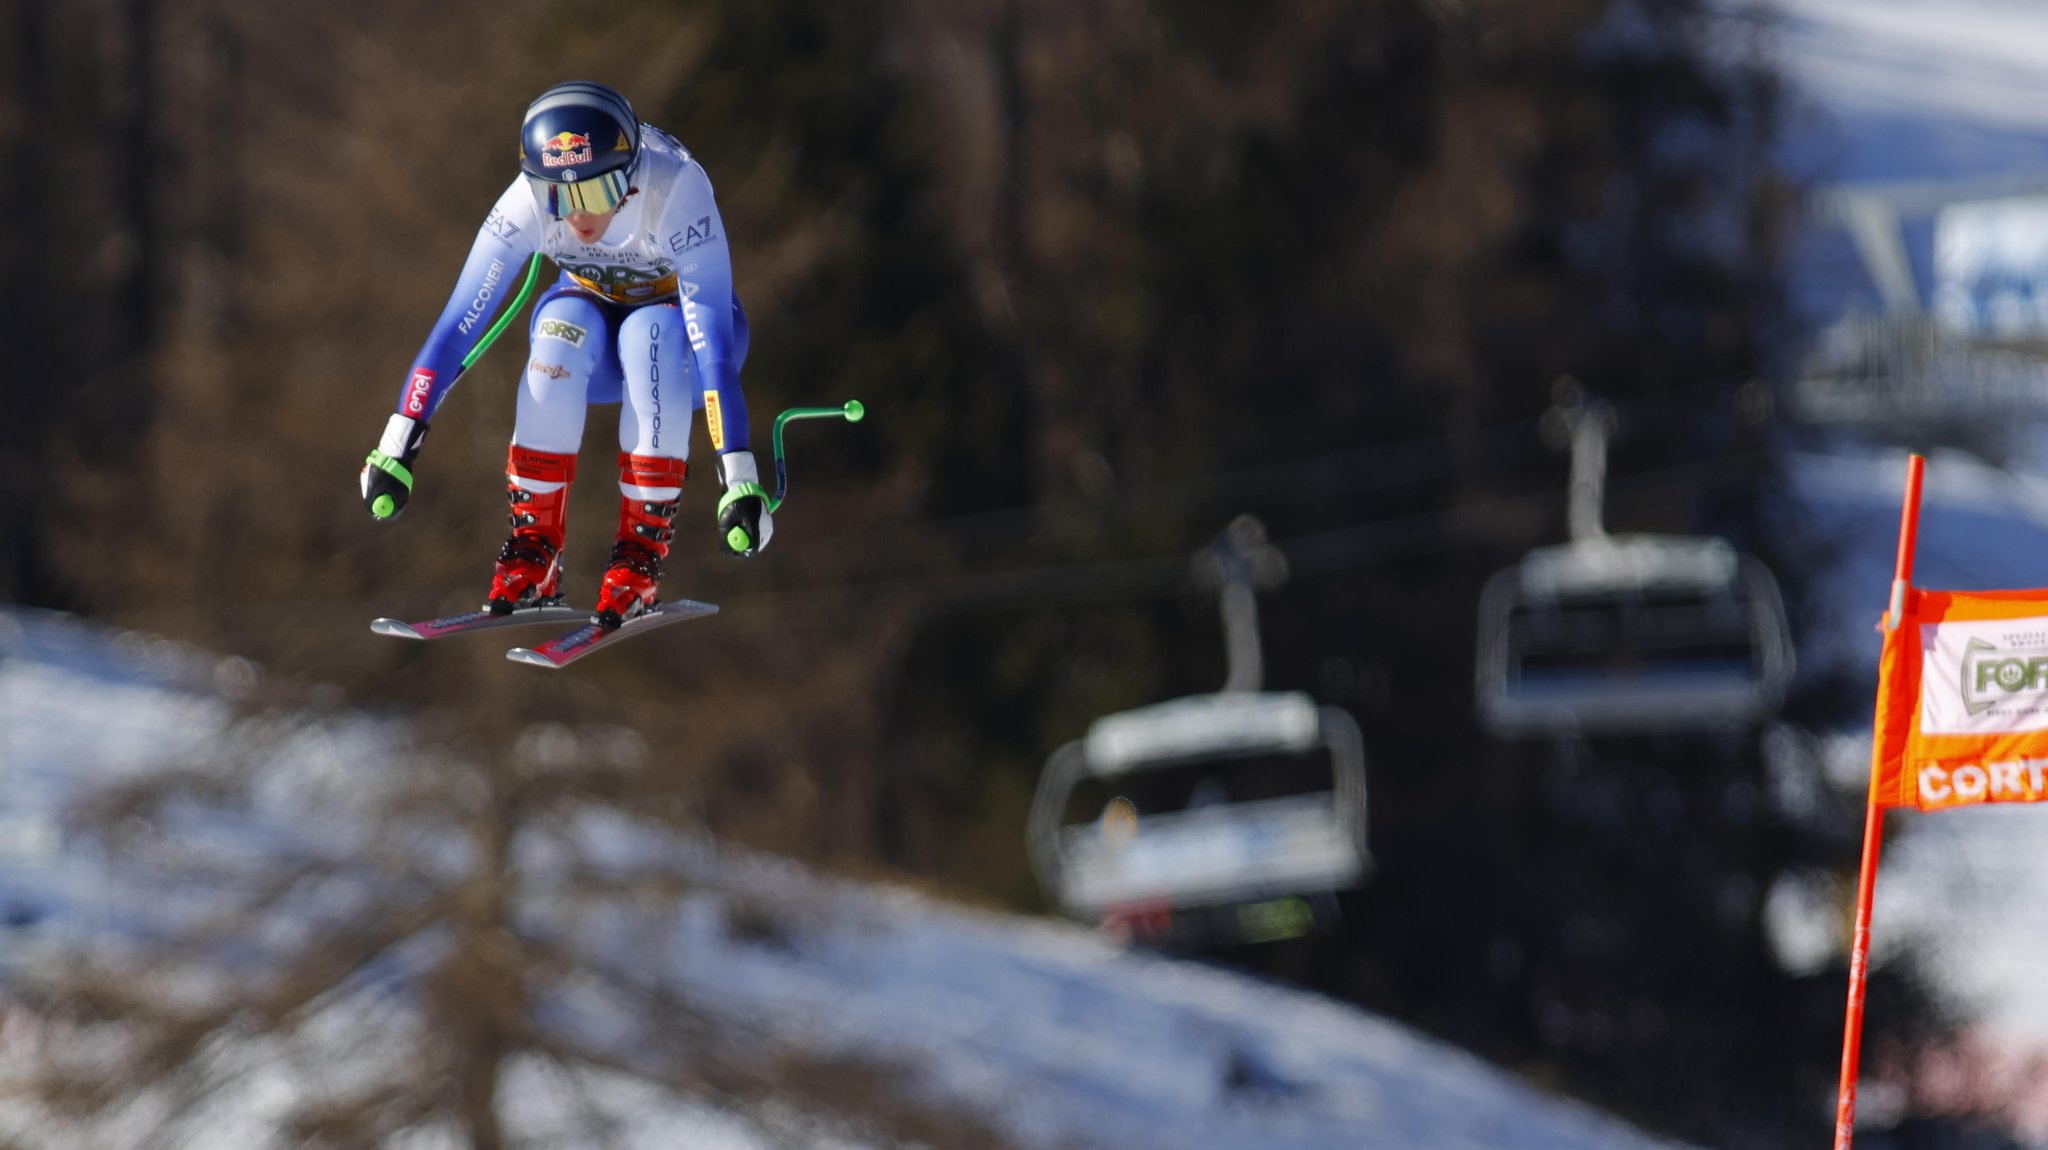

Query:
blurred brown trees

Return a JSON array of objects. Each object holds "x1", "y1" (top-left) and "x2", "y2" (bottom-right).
[{"x1": 0, "y1": 0, "x2": 1957, "y2": 1146}]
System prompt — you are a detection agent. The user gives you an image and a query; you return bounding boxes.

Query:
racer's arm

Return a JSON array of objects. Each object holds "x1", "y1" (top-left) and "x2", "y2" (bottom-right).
[
  {"x1": 661, "y1": 163, "x2": 770, "y2": 554},
  {"x1": 663, "y1": 164, "x2": 749, "y2": 457},
  {"x1": 361, "y1": 182, "x2": 539, "y2": 520},
  {"x1": 396, "y1": 180, "x2": 541, "y2": 421}
]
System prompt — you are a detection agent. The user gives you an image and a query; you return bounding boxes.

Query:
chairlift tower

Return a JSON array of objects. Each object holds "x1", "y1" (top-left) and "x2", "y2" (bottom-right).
[
  {"x1": 1027, "y1": 516, "x2": 1370, "y2": 948},
  {"x1": 1796, "y1": 173, "x2": 2048, "y2": 432}
]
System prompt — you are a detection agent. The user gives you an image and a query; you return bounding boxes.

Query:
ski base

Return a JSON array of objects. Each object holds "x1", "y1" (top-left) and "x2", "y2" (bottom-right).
[
  {"x1": 506, "y1": 599, "x2": 719, "y2": 669},
  {"x1": 371, "y1": 603, "x2": 585, "y2": 641}
]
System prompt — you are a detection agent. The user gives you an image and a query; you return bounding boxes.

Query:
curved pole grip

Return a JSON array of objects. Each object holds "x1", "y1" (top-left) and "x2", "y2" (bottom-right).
[{"x1": 768, "y1": 400, "x2": 865, "y2": 512}]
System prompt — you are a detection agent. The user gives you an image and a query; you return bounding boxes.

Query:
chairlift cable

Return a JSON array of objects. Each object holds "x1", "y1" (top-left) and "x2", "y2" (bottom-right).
[
  {"x1": 89, "y1": 383, "x2": 1772, "y2": 646},
  {"x1": 92, "y1": 440, "x2": 1773, "y2": 649},
  {"x1": 783, "y1": 383, "x2": 1767, "y2": 577}
]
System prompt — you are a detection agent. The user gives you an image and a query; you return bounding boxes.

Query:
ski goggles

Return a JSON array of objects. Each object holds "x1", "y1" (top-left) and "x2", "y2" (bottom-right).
[{"x1": 527, "y1": 168, "x2": 632, "y2": 219}]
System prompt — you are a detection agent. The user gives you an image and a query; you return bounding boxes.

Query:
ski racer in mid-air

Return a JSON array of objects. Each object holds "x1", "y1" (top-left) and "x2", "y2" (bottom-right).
[{"x1": 359, "y1": 80, "x2": 769, "y2": 628}]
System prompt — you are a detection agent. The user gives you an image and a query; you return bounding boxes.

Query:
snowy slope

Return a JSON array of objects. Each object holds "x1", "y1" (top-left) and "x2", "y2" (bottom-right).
[
  {"x1": 1765, "y1": 0, "x2": 2048, "y2": 1086},
  {"x1": 1784, "y1": 447, "x2": 2048, "y2": 1044},
  {"x1": 0, "y1": 607, "x2": 1687, "y2": 1150},
  {"x1": 1768, "y1": 0, "x2": 2048, "y2": 139},
  {"x1": 1776, "y1": 442, "x2": 2048, "y2": 1149},
  {"x1": 1759, "y1": 0, "x2": 2048, "y2": 330}
]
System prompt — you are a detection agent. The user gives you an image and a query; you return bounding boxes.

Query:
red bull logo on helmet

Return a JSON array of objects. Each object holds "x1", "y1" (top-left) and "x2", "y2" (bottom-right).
[{"x1": 540, "y1": 131, "x2": 593, "y2": 169}]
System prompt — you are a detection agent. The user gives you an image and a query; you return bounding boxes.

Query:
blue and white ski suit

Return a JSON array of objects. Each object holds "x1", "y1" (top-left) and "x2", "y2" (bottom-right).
[{"x1": 392, "y1": 125, "x2": 752, "y2": 471}]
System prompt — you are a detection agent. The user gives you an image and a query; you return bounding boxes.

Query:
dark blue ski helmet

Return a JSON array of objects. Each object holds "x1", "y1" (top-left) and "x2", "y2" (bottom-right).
[{"x1": 520, "y1": 81, "x2": 641, "y2": 218}]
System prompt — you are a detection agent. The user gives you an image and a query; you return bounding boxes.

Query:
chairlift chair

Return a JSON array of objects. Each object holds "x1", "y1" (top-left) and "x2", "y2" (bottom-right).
[
  {"x1": 1028, "y1": 690, "x2": 1371, "y2": 948},
  {"x1": 1474, "y1": 534, "x2": 1795, "y2": 737},
  {"x1": 1473, "y1": 394, "x2": 1795, "y2": 738}
]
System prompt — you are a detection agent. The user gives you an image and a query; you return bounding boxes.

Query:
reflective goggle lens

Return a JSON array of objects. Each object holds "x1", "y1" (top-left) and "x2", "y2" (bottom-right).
[{"x1": 529, "y1": 169, "x2": 631, "y2": 219}]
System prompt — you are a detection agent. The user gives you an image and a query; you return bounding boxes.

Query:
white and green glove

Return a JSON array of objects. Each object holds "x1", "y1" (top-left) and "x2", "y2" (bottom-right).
[
  {"x1": 715, "y1": 450, "x2": 774, "y2": 557},
  {"x1": 361, "y1": 413, "x2": 428, "y2": 521}
]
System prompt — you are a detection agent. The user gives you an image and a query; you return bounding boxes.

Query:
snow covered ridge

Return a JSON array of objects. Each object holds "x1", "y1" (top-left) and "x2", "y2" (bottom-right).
[
  {"x1": 0, "y1": 607, "x2": 1688, "y2": 1149},
  {"x1": 1764, "y1": 0, "x2": 2048, "y2": 132},
  {"x1": 639, "y1": 841, "x2": 1699, "y2": 1150}
]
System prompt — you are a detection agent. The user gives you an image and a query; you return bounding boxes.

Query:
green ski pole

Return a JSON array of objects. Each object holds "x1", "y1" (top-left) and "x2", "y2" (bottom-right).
[
  {"x1": 461, "y1": 253, "x2": 545, "y2": 372},
  {"x1": 767, "y1": 400, "x2": 865, "y2": 513}
]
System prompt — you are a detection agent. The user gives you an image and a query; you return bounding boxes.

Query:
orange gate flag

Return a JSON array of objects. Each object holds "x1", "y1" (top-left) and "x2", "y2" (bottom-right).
[{"x1": 1871, "y1": 586, "x2": 2048, "y2": 811}]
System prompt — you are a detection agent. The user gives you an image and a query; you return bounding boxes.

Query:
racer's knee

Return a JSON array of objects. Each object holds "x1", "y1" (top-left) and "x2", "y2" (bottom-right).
[
  {"x1": 516, "y1": 298, "x2": 606, "y2": 454},
  {"x1": 616, "y1": 305, "x2": 690, "y2": 458},
  {"x1": 529, "y1": 297, "x2": 604, "y2": 382}
]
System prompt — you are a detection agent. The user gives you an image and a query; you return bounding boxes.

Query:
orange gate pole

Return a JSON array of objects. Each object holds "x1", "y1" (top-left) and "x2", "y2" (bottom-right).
[{"x1": 1834, "y1": 452, "x2": 1924, "y2": 1150}]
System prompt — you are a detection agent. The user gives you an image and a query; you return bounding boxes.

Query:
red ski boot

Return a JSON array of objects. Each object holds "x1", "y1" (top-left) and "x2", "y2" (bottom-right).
[
  {"x1": 485, "y1": 445, "x2": 576, "y2": 614},
  {"x1": 592, "y1": 452, "x2": 686, "y2": 628}
]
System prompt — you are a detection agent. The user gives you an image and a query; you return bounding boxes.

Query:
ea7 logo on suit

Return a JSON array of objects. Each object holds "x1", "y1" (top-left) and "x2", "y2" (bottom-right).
[{"x1": 668, "y1": 216, "x2": 716, "y2": 254}]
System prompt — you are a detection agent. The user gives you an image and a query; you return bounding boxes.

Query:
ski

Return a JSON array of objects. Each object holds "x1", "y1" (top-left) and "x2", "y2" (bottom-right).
[
  {"x1": 370, "y1": 603, "x2": 586, "y2": 641},
  {"x1": 505, "y1": 599, "x2": 719, "y2": 669}
]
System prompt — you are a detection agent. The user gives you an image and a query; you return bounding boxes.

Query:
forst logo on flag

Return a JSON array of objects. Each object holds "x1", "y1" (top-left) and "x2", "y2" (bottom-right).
[
  {"x1": 1906, "y1": 615, "x2": 2048, "y2": 809},
  {"x1": 1919, "y1": 618, "x2": 2048, "y2": 735},
  {"x1": 1963, "y1": 637, "x2": 2048, "y2": 715},
  {"x1": 540, "y1": 132, "x2": 593, "y2": 169}
]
